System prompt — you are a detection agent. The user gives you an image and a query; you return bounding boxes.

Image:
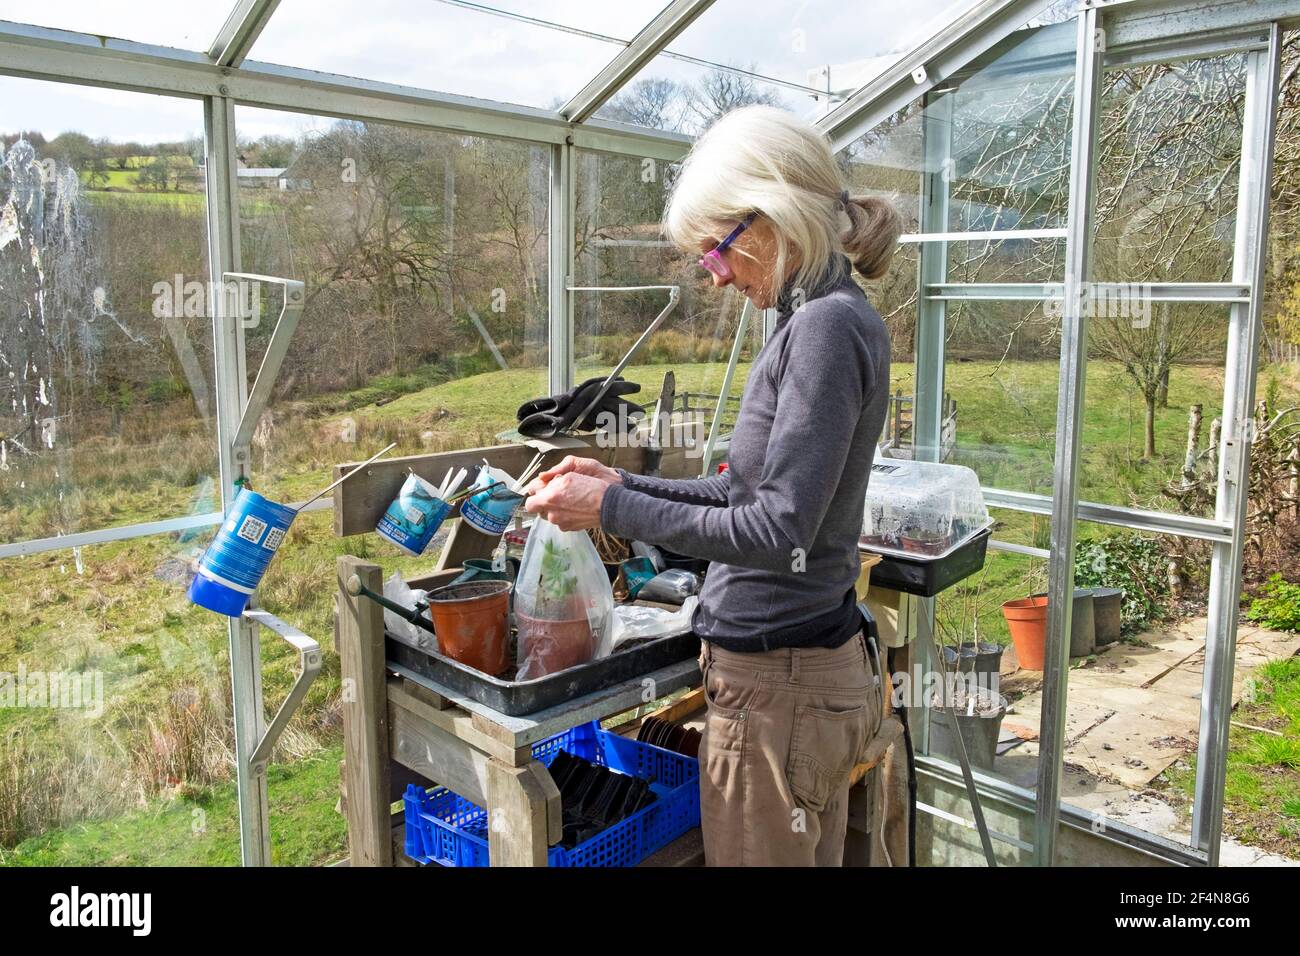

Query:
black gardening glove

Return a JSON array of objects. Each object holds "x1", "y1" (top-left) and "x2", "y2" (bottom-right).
[
  {"x1": 518, "y1": 377, "x2": 640, "y2": 437},
  {"x1": 515, "y1": 376, "x2": 606, "y2": 422}
]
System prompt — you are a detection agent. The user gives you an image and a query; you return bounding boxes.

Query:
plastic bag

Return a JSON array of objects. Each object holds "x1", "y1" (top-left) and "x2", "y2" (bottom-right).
[
  {"x1": 609, "y1": 596, "x2": 698, "y2": 652},
  {"x1": 383, "y1": 571, "x2": 436, "y2": 654},
  {"x1": 513, "y1": 519, "x2": 614, "y2": 680}
]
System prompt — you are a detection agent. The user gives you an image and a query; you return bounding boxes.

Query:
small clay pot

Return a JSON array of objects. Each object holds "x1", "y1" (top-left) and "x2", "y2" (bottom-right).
[
  {"x1": 516, "y1": 611, "x2": 594, "y2": 679},
  {"x1": 426, "y1": 580, "x2": 512, "y2": 676}
]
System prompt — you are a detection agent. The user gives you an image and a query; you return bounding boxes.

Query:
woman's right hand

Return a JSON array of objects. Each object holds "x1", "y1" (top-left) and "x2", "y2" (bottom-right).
[{"x1": 524, "y1": 456, "x2": 623, "y2": 495}]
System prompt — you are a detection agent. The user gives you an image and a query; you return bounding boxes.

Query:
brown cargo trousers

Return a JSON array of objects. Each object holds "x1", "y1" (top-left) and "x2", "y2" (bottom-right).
[{"x1": 697, "y1": 630, "x2": 883, "y2": 866}]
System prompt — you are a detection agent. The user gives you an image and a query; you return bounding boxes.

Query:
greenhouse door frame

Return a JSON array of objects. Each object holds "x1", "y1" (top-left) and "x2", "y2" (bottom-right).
[{"x1": 890, "y1": 1, "x2": 1286, "y2": 866}]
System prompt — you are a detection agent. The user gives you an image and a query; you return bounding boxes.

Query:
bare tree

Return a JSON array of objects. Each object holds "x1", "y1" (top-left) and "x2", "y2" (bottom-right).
[
  {"x1": 604, "y1": 78, "x2": 688, "y2": 132},
  {"x1": 685, "y1": 67, "x2": 783, "y2": 132}
]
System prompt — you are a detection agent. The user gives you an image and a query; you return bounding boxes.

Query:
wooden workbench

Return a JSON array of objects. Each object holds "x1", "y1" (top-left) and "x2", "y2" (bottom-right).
[{"x1": 333, "y1": 438, "x2": 705, "y2": 867}]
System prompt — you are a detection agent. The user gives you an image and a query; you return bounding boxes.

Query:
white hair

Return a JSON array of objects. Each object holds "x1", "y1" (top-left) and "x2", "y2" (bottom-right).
[{"x1": 664, "y1": 105, "x2": 900, "y2": 295}]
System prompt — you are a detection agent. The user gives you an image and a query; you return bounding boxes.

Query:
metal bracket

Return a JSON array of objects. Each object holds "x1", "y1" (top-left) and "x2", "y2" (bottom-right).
[
  {"x1": 230, "y1": 272, "x2": 306, "y2": 454},
  {"x1": 241, "y1": 607, "x2": 322, "y2": 772},
  {"x1": 700, "y1": 297, "x2": 751, "y2": 476},
  {"x1": 565, "y1": 284, "x2": 681, "y2": 429}
]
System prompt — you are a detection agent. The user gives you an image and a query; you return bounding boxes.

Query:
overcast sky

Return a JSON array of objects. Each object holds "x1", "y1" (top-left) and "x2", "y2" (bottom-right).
[{"x1": 0, "y1": 0, "x2": 976, "y2": 143}]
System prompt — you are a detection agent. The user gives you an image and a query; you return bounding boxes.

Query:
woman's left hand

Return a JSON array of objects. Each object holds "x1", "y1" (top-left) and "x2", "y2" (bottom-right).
[{"x1": 523, "y1": 472, "x2": 609, "y2": 531}]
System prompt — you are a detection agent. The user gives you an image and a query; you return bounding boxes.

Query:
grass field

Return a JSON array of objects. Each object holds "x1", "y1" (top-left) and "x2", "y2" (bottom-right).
[{"x1": 2, "y1": 354, "x2": 1297, "y2": 864}]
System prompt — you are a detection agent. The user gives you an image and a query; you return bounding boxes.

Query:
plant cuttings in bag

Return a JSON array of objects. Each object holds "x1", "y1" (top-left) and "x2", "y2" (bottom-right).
[{"x1": 513, "y1": 518, "x2": 614, "y2": 680}]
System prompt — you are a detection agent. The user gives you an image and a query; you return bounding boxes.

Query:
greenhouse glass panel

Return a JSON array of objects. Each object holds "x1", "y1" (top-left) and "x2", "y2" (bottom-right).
[
  {"x1": 249, "y1": 0, "x2": 663, "y2": 110},
  {"x1": 573, "y1": 148, "x2": 750, "y2": 464},
  {"x1": 1055, "y1": 519, "x2": 1258, "y2": 852},
  {"x1": 0, "y1": 79, "x2": 216, "y2": 546},
  {"x1": 940, "y1": 299, "x2": 1062, "y2": 497},
  {"x1": 595, "y1": 0, "x2": 987, "y2": 133},
  {"x1": 0, "y1": 538, "x2": 251, "y2": 865},
  {"x1": 841, "y1": 16, "x2": 1077, "y2": 239},
  {"x1": 1079, "y1": 306, "x2": 1231, "y2": 519},
  {"x1": 0, "y1": 0, "x2": 230, "y2": 51},
  {"x1": 233, "y1": 104, "x2": 550, "y2": 527},
  {"x1": 1092, "y1": 53, "x2": 1248, "y2": 285}
]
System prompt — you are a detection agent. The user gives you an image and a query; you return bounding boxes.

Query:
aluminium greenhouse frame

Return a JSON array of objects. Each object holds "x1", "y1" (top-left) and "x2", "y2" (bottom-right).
[{"x1": 0, "y1": 0, "x2": 1291, "y2": 866}]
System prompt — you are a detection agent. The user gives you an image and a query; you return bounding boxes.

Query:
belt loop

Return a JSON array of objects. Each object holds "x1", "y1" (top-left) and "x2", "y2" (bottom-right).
[{"x1": 790, "y1": 647, "x2": 800, "y2": 682}]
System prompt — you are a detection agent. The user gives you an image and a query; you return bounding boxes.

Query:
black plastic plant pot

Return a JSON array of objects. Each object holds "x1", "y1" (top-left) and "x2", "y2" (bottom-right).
[
  {"x1": 1031, "y1": 588, "x2": 1096, "y2": 658},
  {"x1": 942, "y1": 642, "x2": 1004, "y2": 681},
  {"x1": 658, "y1": 548, "x2": 710, "y2": 576}
]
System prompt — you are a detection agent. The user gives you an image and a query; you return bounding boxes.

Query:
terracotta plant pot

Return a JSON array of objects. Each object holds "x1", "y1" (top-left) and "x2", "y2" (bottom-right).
[
  {"x1": 1002, "y1": 595, "x2": 1049, "y2": 670},
  {"x1": 426, "y1": 580, "x2": 512, "y2": 676},
  {"x1": 516, "y1": 611, "x2": 594, "y2": 680}
]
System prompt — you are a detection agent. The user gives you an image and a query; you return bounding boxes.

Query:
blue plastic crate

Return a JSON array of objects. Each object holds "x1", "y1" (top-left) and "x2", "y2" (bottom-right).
[{"x1": 403, "y1": 720, "x2": 700, "y2": 867}]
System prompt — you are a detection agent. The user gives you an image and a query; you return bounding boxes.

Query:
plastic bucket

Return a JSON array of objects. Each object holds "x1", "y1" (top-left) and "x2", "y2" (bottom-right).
[
  {"x1": 929, "y1": 689, "x2": 1008, "y2": 771},
  {"x1": 376, "y1": 472, "x2": 452, "y2": 557},
  {"x1": 426, "y1": 580, "x2": 512, "y2": 676},
  {"x1": 189, "y1": 487, "x2": 297, "y2": 617},
  {"x1": 459, "y1": 465, "x2": 524, "y2": 536},
  {"x1": 1032, "y1": 590, "x2": 1096, "y2": 658},
  {"x1": 1086, "y1": 587, "x2": 1124, "y2": 646}
]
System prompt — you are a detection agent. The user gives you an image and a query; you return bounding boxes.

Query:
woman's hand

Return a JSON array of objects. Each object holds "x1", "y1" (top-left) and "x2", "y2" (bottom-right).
[
  {"x1": 522, "y1": 455, "x2": 623, "y2": 496},
  {"x1": 524, "y1": 472, "x2": 610, "y2": 531}
]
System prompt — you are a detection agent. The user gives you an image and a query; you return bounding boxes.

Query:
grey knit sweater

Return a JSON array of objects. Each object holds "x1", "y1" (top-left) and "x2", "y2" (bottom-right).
[{"x1": 600, "y1": 254, "x2": 891, "y2": 651}]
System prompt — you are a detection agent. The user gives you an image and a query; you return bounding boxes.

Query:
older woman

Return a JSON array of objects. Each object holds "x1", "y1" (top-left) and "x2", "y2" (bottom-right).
[{"x1": 524, "y1": 105, "x2": 899, "y2": 866}]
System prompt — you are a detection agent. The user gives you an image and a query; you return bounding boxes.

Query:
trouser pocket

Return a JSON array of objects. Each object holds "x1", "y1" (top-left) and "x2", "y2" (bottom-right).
[
  {"x1": 700, "y1": 648, "x2": 756, "y2": 755},
  {"x1": 785, "y1": 702, "x2": 870, "y2": 813}
]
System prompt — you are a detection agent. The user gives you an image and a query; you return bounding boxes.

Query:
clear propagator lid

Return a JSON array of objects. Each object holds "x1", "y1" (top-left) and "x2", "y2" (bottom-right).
[{"x1": 860, "y1": 455, "x2": 992, "y2": 561}]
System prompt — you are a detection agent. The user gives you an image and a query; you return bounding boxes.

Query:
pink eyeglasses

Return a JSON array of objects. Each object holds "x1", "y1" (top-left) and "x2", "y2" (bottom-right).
[{"x1": 698, "y1": 213, "x2": 756, "y2": 280}]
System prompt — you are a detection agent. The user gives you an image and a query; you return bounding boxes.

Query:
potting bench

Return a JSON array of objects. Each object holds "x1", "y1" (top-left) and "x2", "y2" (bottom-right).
[{"x1": 332, "y1": 437, "x2": 708, "y2": 866}]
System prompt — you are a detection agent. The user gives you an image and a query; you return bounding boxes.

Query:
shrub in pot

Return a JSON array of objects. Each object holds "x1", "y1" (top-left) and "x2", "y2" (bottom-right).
[{"x1": 928, "y1": 684, "x2": 1008, "y2": 771}]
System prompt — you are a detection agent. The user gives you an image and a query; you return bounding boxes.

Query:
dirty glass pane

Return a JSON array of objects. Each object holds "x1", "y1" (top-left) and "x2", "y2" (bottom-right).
[
  {"x1": 0, "y1": 79, "x2": 215, "y2": 546},
  {"x1": 0, "y1": 535, "x2": 348, "y2": 865}
]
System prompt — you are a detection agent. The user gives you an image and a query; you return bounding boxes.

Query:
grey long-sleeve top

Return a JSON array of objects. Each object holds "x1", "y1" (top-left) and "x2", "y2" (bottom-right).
[{"x1": 600, "y1": 253, "x2": 891, "y2": 650}]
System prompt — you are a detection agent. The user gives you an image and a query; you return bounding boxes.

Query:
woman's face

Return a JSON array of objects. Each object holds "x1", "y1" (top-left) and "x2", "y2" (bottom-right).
[{"x1": 701, "y1": 217, "x2": 786, "y2": 309}]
